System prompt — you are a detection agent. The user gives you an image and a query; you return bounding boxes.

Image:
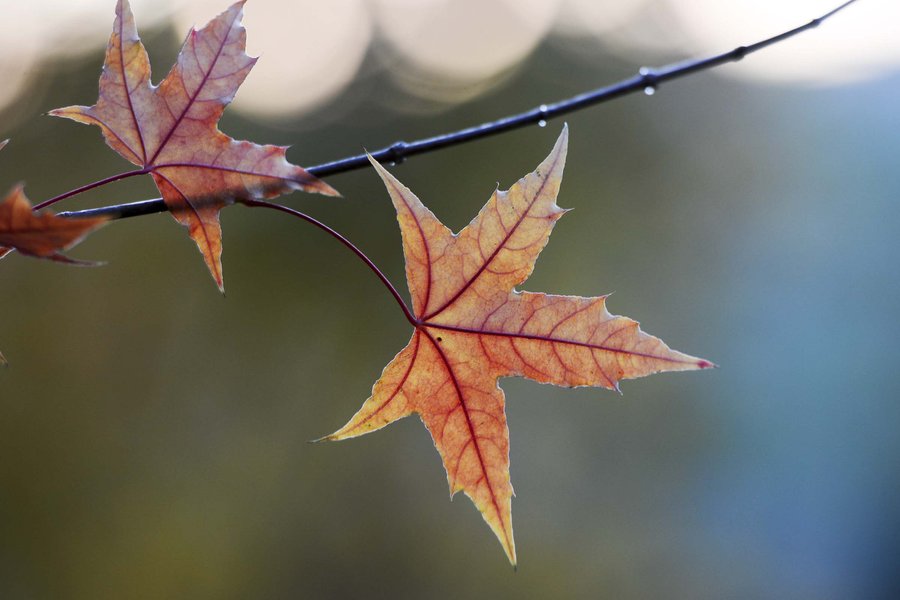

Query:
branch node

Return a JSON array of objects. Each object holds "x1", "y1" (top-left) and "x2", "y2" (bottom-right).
[
  {"x1": 386, "y1": 141, "x2": 409, "y2": 165},
  {"x1": 638, "y1": 67, "x2": 659, "y2": 95}
]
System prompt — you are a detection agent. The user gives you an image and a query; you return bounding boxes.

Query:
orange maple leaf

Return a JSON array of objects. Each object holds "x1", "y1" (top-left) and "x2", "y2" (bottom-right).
[
  {"x1": 50, "y1": 0, "x2": 338, "y2": 291},
  {"x1": 323, "y1": 126, "x2": 713, "y2": 565},
  {"x1": 0, "y1": 184, "x2": 108, "y2": 264}
]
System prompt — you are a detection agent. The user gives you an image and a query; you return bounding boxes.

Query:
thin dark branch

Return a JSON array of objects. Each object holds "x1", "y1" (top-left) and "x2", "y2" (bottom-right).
[
  {"x1": 57, "y1": 0, "x2": 858, "y2": 222},
  {"x1": 35, "y1": 168, "x2": 148, "y2": 211},
  {"x1": 241, "y1": 199, "x2": 419, "y2": 327}
]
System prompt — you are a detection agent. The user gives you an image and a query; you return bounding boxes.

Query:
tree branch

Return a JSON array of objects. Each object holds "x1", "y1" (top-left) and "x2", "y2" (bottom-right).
[
  {"x1": 241, "y1": 199, "x2": 418, "y2": 326},
  {"x1": 57, "y1": 0, "x2": 858, "y2": 221}
]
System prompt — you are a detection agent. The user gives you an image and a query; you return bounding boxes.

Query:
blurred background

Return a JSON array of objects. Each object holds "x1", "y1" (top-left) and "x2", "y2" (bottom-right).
[{"x1": 1, "y1": 0, "x2": 899, "y2": 598}]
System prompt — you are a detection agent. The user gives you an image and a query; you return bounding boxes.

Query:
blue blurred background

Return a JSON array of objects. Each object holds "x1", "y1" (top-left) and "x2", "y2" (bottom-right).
[{"x1": 1, "y1": 1, "x2": 898, "y2": 598}]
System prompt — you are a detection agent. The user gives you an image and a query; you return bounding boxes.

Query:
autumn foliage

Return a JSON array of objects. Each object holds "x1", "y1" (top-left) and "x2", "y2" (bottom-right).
[
  {"x1": 322, "y1": 127, "x2": 712, "y2": 563},
  {"x1": 0, "y1": 0, "x2": 713, "y2": 565},
  {"x1": 50, "y1": 0, "x2": 337, "y2": 291},
  {"x1": 0, "y1": 184, "x2": 107, "y2": 264}
]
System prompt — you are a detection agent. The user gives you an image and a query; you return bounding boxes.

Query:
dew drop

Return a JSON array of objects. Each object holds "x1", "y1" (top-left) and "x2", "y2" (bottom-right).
[
  {"x1": 538, "y1": 104, "x2": 548, "y2": 113},
  {"x1": 538, "y1": 119, "x2": 547, "y2": 128},
  {"x1": 643, "y1": 86, "x2": 656, "y2": 96}
]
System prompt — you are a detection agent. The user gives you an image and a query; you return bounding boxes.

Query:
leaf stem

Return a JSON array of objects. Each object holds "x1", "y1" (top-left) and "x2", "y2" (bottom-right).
[
  {"x1": 241, "y1": 199, "x2": 418, "y2": 327},
  {"x1": 56, "y1": 0, "x2": 858, "y2": 221},
  {"x1": 33, "y1": 168, "x2": 149, "y2": 211}
]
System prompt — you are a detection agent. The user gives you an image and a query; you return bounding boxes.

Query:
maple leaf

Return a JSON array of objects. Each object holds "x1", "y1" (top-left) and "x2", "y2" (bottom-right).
[
  {"x1": 0, "y1": 184, "x2": 108, "y2": 264},
  {"x1": 0, "y1": 141, "x2": 106, "y2": 365},
  {"x1": 322, "y1": 126, "x2": 713, "y2": 565},
  {"x1": 50, "y1": 0, "x2": 338, "y2": 291}
]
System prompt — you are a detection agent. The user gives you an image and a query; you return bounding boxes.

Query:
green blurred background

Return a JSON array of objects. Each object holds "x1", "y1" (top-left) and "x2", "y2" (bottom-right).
[{"x1": 1, "y1": 1, "x2": 898, "y2": 598}]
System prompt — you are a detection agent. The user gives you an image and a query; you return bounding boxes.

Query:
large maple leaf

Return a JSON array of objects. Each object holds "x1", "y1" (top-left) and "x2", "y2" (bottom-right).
[
  {"x1": 323, "y1": 126, "x2": 713, "y2": 565},
  {"x1": 50, "y1": 0, "x2": 337, "y2": 290}
]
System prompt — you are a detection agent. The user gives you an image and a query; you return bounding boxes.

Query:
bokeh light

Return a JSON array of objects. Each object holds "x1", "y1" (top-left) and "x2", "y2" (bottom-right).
[
  {"x1": 0, "y1": 0, "x2": 174, "y2": 124},
  {"x1": 556, "y1": 0, "x2": 650, "y2": 38},
  {"x1": 372, "y1": 0, "x2": 561, "y2": 101},
  {"x1": 2, "y1": 0, "x2": 899, "y2": 125},
  {"x1": 664, "y1": 0, "x2": 900, "y2": 85},
  {"x1": 173, "y1": 0, "x2": 373, "y2": 118}
]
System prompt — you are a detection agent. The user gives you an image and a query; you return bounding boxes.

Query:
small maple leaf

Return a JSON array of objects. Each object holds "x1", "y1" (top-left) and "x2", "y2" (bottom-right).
[
  {"x1": 50, "y1": 0, "x2": 338, "y2": 291},
  {"x1": 0, "y1": 184, "x2": 108, "y2": 264},
  {"x1": 323, "y1": 126, "x2": 713, "y2": 565},
  {"x1": 0, "y1": 141, "x2": 107, "y2": 365}
]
